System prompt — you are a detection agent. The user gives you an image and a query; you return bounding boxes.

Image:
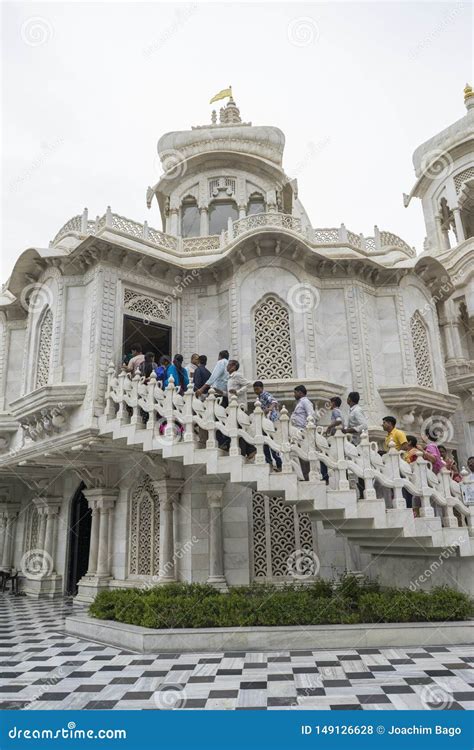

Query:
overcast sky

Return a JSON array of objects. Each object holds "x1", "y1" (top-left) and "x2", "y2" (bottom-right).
[{"x1": 1, "y1": 1, "x2": 471, "y2": 281}]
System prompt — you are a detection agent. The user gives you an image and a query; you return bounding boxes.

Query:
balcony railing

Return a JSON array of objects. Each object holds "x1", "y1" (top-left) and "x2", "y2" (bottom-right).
[{"x1": 50, "y1": 207, "x2": 415, "y2": 258}]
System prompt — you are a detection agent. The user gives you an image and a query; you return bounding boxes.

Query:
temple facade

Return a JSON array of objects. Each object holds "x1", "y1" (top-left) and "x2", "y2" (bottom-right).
[{"x1": 0, "y1": 90, "x2": 472, "y2": 602}]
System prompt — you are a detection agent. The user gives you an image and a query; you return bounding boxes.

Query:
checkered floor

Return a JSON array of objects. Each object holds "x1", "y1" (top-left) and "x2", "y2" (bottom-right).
[{"x1": 0, "y1": 594, "x2": 473, "y2": 710}]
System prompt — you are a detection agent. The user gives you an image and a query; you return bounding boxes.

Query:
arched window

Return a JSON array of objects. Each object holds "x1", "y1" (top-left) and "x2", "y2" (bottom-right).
[
  {"x1": 129, "y1": 475, "x2": 160, "y2": 576},
  {"x1": 410, "y1": 311, "x2": 434, "y2": 387},
  {"x1": 247, "y1": 193, "x2": 265, "y2": 216},
  {"x1": 180, "y1": 196, "x2": 200, "y2": 238},
  {"x1": 209, "y1": 200, "x2": 238, "y2": 235},
  {"x1": 35, "y1": 308, "x2": 53, "y2": 389},
  {"x1": 254, "y1": 295, "x2": 293, "y2": 379}
]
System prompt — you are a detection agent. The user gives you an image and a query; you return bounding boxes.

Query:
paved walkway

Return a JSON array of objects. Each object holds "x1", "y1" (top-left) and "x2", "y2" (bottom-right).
[{"x1": 0, "y1": 595, "x2": 473, "y2": 711}]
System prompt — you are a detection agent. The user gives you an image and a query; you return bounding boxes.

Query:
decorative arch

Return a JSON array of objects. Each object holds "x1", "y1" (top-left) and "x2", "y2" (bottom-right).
[
  {"x1": 180, "y1": 195, "x2": 200, "y2": 238},
  {"x1": 35, "y1": 307, "x2": 53, "y2": 389},
  {"x1": 129, "y1": 475, "x2": 160, "y2": 576},
  {"x1": 410, "y1": 310, "x2": 434, "y2": 387},
  {"x1": 253, "y1": 294, "x2": 293, "y2": 379},
  {"x1": 247, "y1": 191, "x2": 265, "y2": 215}
]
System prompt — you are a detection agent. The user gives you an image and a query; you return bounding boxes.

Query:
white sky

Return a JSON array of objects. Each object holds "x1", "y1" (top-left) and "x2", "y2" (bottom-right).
[{"x1": 1, "y1": 1, "x2": 472, "y2": 281}]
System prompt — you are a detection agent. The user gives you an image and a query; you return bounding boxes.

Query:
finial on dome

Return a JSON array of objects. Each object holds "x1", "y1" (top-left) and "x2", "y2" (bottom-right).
[
  {"x1": 219, "y1": 97, "x2": 242, "y2": 125},
  {"x1": 464, "y1": 83, "x2": 474, "y2": 111}
]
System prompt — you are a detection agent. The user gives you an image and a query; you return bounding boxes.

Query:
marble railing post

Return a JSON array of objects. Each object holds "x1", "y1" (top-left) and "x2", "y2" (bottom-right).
[
  {"x1": 206, "y1": 487, "x2": 227, "y2": 589},
  {"x1": 83, "y1": 488, "x2": 118, "y2": 579},
  {"x1": 153, "y1": 480, "x2": 182, "y2": 583}
]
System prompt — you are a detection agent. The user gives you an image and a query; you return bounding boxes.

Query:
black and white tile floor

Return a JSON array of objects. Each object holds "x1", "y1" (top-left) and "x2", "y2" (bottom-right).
[{"x1": 0, "y1": 595, "x2": 473, "y2": 711}]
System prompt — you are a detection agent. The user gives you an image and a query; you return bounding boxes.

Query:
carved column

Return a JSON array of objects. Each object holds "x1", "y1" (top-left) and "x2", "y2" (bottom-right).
[
  {"x1": 452, "y1": 207, "x2": 465, "y2": 244},
  {"x1": 170, "y1": 208, "x2": 179, "y2": 236},
  {"x1": 206, "y1": 487, "x2": 227, "y2": 589},
  {"x1": 32, "y1": 497, "x2": 62, "y2": 574},
  {"x1": 0, "y1": 517, "x2": 5, "y2": 564},
  {"x1": 153, "y1": 480, "x2": 181, "y2": 583},
  {"x1": 87, "y1": 505, "x2": 100, "y2": 576},
  {"x1": 83, "y1": 488, "x2": 118, "y2": 579},
  {"x1": 199, "y1": 207, "x2": 209, "y2": 235},
  {"x1": 0, "y1": 505, "x2": 19, "y2": 571}
]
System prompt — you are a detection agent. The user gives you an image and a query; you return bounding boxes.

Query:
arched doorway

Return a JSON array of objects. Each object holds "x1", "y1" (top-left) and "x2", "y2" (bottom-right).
[{"x1": 66, "y1": 483, "x2": 92, "y2": 596}]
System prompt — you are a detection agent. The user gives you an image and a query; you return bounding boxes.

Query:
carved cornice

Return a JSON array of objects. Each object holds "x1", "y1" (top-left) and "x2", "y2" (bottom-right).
[
  {"x1": 9, "y1": 384, "x2": 87, "y2": 445},
  {"x1": 378, "y1": 385, "x2": 460, "y2": 416}
]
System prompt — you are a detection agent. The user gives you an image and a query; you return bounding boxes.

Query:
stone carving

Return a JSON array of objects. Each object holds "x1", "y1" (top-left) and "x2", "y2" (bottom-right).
[
  {"x1": 254, "y1": 295, "x2": 293, "y2": 379},
  {"x1": 20, "y1": 405, "x2": 67, "y2": 442},
  {"x1": 209, "y1": 177, "x2": 236, "y2": 197},
  {"x1": 124, "y1": 288, "x2": 171, "y2": 321},
  {"x1": 129, "y1": 475, "x2": 160, "y2": 576},
  {"x1": 35, "y1": 309, "x2": 53, "y2": 389},
  {"x1": 410, "y1": 311, "x2": 434, "y2": 387},
  {"x1": 251, "y1": 492, "x2": 314, "y2": 581},
  {"x1": 23, "y1": 504, "x2": 40, "y2": 553},
  {"x1": 454, "y1": 167, "x2": 474, "y2": 193}
]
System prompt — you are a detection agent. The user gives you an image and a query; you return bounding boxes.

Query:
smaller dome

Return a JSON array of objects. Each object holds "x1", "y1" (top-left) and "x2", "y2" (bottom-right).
[{"x1": 158, "y1": 122, "x2": 285, "y2": 169}]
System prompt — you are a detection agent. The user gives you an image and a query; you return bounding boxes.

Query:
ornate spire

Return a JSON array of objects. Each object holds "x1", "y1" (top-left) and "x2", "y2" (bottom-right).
[
  {"x1": 219, "y1": 97, "x2": 242, "y2": 124},
  {"x1": 464, "y1": 83, "x2": 474, "y2": 111}
]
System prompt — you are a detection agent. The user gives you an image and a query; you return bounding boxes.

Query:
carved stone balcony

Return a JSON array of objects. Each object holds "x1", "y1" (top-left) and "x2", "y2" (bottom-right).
[
  {"x1": 378, "y1": 385, "x2": 460, "y2": 421},
  {"x1": 0, "y1": 414, "x2": 20, "y2": 453},
  {"x1": 248, "y1": 379, "x2": 346, "y2": 412},
  {"x1": 9, "y1": 384, "x2": 87, "y2": 443},
  {"x1": 50, "y1": 207, "x2": 415, "y2": 260}
]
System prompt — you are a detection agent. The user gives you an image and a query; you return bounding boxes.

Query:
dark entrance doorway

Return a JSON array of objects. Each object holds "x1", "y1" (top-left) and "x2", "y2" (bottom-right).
[
  {"x1": 66, "y1": 483, "x2": 92, "y2": 596},
  {"x1": 122, "y1": 315, "x2": 172, "y2": 364}
]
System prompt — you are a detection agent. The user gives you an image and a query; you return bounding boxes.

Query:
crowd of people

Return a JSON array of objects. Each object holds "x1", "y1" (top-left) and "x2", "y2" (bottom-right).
[{"x1": 122, "y1": 344, "x2": 473, "y2": 506}]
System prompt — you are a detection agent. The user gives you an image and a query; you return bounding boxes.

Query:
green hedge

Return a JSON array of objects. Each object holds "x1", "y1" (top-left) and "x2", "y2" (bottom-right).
[{"x1": 88, "y1": 578, "x2": 473, "y2": 629}]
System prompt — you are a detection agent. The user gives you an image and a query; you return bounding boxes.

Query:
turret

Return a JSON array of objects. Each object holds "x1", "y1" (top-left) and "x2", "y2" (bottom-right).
[{"x1": 404, "y1": 84, "x2": 474, "y2": 253}]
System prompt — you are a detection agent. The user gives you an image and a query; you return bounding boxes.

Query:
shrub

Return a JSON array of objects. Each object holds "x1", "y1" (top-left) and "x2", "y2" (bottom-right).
[{"x1": 89, "y1": 581, "x2": 472, "y2": 629}]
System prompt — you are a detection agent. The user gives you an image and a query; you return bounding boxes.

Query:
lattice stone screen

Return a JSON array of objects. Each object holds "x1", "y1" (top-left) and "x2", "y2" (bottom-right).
[
  {"x1": 410, "y1": 311, "x2": 434, "y2": 388},
  {"x1": 35, "y1": 308, "x2": 53, "y2": 389},
  {"x1": 454, "y1": 167, "x2": 474, "y2": 193},
  {"x1": 129, "y1": 475, "x2": 160, "y2": 576},
  {"x1": 254, "y1": 296, "x2": 293, "y2": 379},
  {"x1": 251, "y1": 492, "x2": 315, "y2": 581},
  {"x1": 124, "y1": 289, "x2": 171, "y2": 321}
]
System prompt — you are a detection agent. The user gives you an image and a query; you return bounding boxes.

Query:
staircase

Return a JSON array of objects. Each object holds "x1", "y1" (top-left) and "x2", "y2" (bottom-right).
[{"x1": 100, "y1": 365, "x2": 474, "y2": 560}]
